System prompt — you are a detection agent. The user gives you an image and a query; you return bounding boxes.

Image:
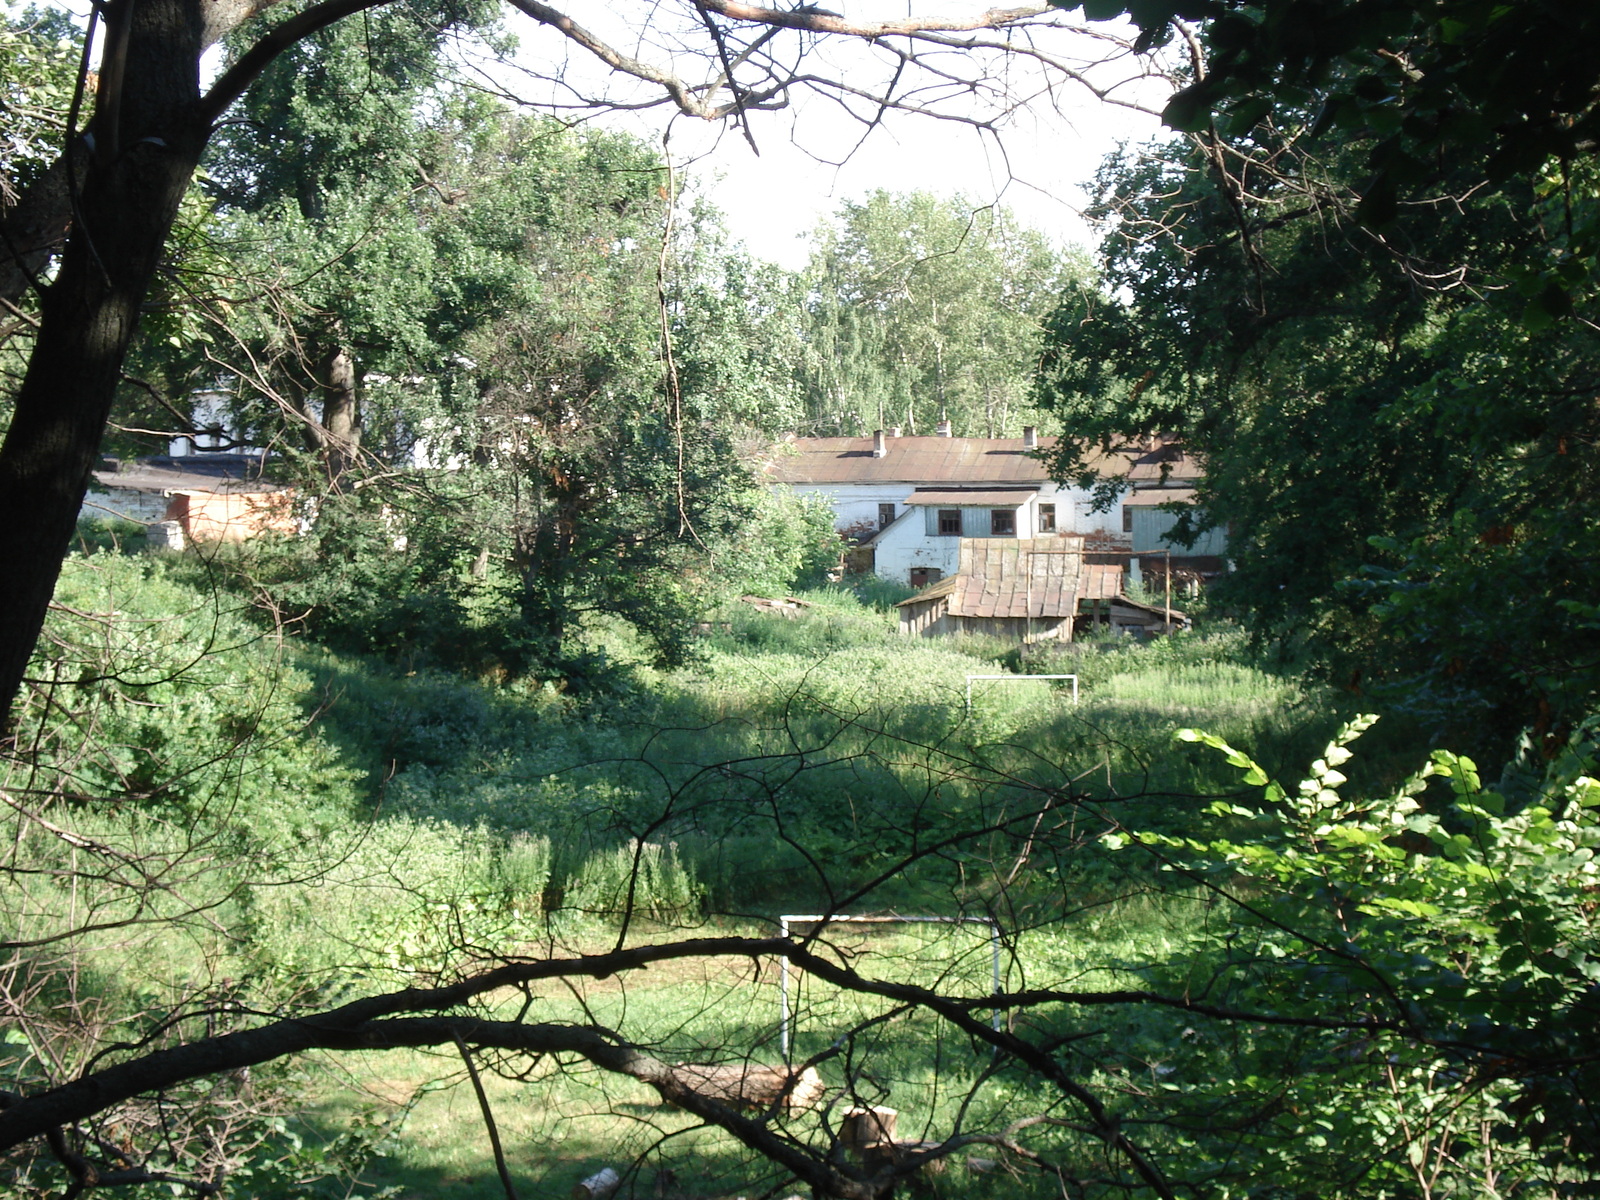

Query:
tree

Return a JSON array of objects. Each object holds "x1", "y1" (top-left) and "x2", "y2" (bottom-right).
[
  {"x1": 0, "y1": 0, "x2": 1159, "y2": 733},
  {"x1": 1034, "y1": 7, "x2": 1600, "y2": 756},
  {"x1": 800, "y1": 191, "x2": 1085, "y2": 436},
  {"x1": 169, "y1": 69, "x2": 810, "y2": 673}
]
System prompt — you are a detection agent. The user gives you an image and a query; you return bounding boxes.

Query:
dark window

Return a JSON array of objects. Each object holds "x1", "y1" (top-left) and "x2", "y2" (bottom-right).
[
  {"x1": 909, "y1": 567, "x2": 942, "y2": 588},
  {"x1": 878, "y1": 502, "x2": 896, "y2": 529},
  {"x1": 991, "y1": 509, "x2": 1016, "y2": 536},
  {"x1": 1037, "y1": 503, "x2": 1056, "y2": 534},
  {"x1": 1123, "y1": 504, "x2": 1135, "y2": 533},
  {"x1": 938, "y1": 509, "x2": 961, "y2": 536}
]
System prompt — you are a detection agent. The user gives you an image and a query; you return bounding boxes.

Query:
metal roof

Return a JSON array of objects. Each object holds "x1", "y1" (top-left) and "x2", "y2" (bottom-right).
[
  {"x1": 768, "y1": 435, "x2": 1202, "y2": 488},
  {"x1": 769, "y1": 436, "x2": 1056, "y2": 485},
  {"x1": 90, "y1": 454, "x2": 286, "y2": 496},
  {"x1": 1124, "y1": 487, "x2": 1198, "y2": 506}
]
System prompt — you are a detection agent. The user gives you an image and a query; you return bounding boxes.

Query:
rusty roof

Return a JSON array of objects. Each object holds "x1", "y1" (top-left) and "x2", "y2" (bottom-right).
[
  {"x1": 769, "y1": 436, "x2": 1055, "y2": 485},
  {"x1": 768, "y1": 435, "x2": 1201, "y2": 488},
  {"x1": 1125, "y1": 486, "x2": 1198, "y2": 506},
  {"x1": 897, "y1": 536, "x2": 1124, "y2": 620}
]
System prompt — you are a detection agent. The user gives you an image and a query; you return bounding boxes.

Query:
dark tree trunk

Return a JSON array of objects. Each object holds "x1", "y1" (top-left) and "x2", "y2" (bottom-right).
[
  {"x1": 0, "y1": 0, "x2": 209, "y2": 735},
  {"x1": 0, "y1": 0, "x2": 284, "y2": 310}
]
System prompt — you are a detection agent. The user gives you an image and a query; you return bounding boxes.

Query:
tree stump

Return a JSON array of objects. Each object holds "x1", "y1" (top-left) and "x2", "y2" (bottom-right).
[{"x1": 839, "y1": 1106, "x2": 898, "y2": 1154}]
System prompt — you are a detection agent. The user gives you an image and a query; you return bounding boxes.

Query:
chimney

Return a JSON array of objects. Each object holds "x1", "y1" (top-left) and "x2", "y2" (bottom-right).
[
  {"x1": 1022, "y1": 425, "x2": 1037, "y2": 449},
  {"x1": 890, "y1": 426, "x2": 902, "y2": 438},
  {"x1": 873, "y1": 429, "x2": 887, "y2": 457},
  {"x1": 936, "y1": 419, "x2": 952, "y2": 438}
]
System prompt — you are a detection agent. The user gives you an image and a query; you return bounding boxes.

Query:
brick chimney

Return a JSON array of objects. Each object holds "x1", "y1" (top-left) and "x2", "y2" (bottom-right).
[
  {"x1": 936, "y1": 419, "x2": 952, "y2": 437},
  {"x1": 873, "y1": 429, "x2": 887, "y2": 457},
  {"x1": 1023, "y1": 425, "x2": 1037, "y2": 449}
]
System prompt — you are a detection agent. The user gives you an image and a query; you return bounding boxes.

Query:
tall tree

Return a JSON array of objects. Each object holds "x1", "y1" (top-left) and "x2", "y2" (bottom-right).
[
  {"x1": 1034, "y1": 26, "x2": 1600, "y2": 754},
  {"x1": 800, "y1": 191, "x2": 1087, "y2": 437}
]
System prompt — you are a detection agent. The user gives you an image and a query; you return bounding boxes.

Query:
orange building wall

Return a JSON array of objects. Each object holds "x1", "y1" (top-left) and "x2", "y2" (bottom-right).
[{"x1": 163, "y1": 489, "x2": 296, "y2": 542}]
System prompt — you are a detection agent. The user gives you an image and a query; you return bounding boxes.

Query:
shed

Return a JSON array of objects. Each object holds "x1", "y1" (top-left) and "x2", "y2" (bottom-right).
[
  {"x1": 895, "y1": 536, "x2": 1123, "y2": 642},
  {"x1": 81, "y1": 455, "x2": 294, "y2": 542}
]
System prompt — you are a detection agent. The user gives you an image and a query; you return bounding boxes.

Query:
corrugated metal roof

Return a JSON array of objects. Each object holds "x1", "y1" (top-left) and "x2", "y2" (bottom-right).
[
  {"x1": 1125, "y1": 487, "x2": 1198, "y2": 506},
  {"x1": 769, "y1": 436, "x2": 1056, "y2": 484},
  {"x1": 904, "y1": 489, "x2": 1037, "y2": 506},
  {"x1": 767, "y1": 435, "x2": 1202, "y2": 487}
]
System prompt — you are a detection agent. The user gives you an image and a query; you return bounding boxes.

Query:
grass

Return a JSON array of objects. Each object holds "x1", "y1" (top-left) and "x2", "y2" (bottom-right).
[
  {"x1": 288, "y1": 898, "x2": 1215, "y2": 1200},
  {"x1": 10, "y1": 563, "x2": 1372, "y2": 1199}
]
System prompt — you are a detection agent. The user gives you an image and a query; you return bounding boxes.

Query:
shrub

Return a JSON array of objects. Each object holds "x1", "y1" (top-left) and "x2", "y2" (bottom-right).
[{"x1": 563, "y1": 839, "x2": 703, "y2": 922}]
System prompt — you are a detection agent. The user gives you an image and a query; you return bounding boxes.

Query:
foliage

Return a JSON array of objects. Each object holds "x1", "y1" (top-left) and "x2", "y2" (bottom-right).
[
  {"x1": 564, "y1": 839, "x2": 702, "y2": 924},
  {"x1": 1034, "y1": 100, "x2": 1600, "y2": 759},
  {"x1": 800, "y1": 191, "x2": 1086, "y2": 436},
  {"x1": 1104, "y1": 714, "x2": 1600, "y2": 1192},
  {"x1": 0, "y1": 7, "x2": 76, "y2": 206},
  {"x1": 719, "y1": 487, "x2": 841, "y2": 598},
  {"x1": 167, "y1": 75, "x2": 800, "y2": 677},
  {"x1": 1067, "y1": 0, "x2": 1600, "y2": 318}
]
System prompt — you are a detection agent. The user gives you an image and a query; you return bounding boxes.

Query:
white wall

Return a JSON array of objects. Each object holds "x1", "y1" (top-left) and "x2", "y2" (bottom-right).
[
  {"x1": 787, "y1": 483, "x2": 915, "y2": 536},
  {"x1": 789, "y1": 480, "x2": 1131, "y2": 584},
  {"x1": 874, "y1": 510, "x2": 962, "y2": 583}
]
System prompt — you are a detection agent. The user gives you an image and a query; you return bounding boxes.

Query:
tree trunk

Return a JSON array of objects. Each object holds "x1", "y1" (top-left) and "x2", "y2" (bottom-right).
[
  {"x1": 0, "y1": 0, "x2": 287, "y2": 310},
  {"x1": 0, "y1": 0, "x2": 208, "y2": 735},
  {"x1": 317, "y1": 342, "x2": 361, "y2": 480}
]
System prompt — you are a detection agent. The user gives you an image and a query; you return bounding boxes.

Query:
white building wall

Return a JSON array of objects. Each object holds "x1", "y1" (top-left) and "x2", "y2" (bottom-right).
[
  {"x1": 787, "y1": 483, "x2": 914, "y2": 536},
  {"x1": 873, "y1": 512, "x2": 962, "y2": 583},
  {"x1": 790, "y1": 480, "x2": 1131, "y2": 583}
]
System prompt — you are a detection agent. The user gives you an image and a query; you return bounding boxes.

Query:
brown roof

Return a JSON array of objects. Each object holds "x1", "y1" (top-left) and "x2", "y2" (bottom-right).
[
  {"x1": 1124, "y1": 486, "x2": 1198, "y2": 506},
  {"x1": 768, "y1": 435, "x2": 1201, "y2": 488},
  {"x1": 897, "y1": 536, "x2": 1124, "y2": 620},
  {"x1": 904, "y1": 488, "x2": 1037, "y2": 506},
  {"x1": 769, "y1": 436, "x2": 1056, "y2": 485}
]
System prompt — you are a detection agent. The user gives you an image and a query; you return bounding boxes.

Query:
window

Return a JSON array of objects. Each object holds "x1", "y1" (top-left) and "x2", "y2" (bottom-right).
[
  {"x1": 909, "y1": 567, "x2": 942, "y2": 588},
  {"x1": 990, "y1": 509, "x2": 1016, "y2": 536},
  {"x1": 938, "y1": 509, "x2": 961, "y2": 536},
  {"x1": 1123, "y1": 504, "x2": 1135, "y2": 533},
  {"x1": 878, "y1": 502, "x2": 896, "y2": 530},
  {"x1": 1037, "y1": 503, "x2": 1056, "y2": 534}
]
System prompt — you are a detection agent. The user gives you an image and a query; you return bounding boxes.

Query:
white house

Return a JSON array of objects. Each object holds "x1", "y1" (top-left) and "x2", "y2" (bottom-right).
[{"x1": 767, "y1": 427, "x2": 1206, "y2": 587}]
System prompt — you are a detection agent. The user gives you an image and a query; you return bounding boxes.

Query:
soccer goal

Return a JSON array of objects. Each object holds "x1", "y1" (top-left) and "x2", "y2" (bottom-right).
[{"x1": 777, "y1": 913, "x2": 1003, "y2": 1061}]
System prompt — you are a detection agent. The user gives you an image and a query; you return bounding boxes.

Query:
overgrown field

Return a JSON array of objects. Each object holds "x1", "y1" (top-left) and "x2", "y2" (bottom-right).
[{"x1": 9, "y1": 550, "x2": 1591, "y2": 1198}]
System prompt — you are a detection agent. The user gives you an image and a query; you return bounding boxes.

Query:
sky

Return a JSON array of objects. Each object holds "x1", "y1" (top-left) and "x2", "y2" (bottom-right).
[
  {"x1": 483, "y1": 1, "x2": 1174, "y2": 269},
  {"x1": 666, "y1": 93, "x2": 1164, "y2": 269}
]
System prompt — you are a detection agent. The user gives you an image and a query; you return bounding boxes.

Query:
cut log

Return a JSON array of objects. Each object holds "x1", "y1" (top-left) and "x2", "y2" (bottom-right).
[
  {"x1": 840, "y1": 1105, "x2": 898, "y2": 1152},
  {"x1": 573, "y1": 1166, "x2": 621, "y2": 1200},
  {"x1": 667, "y1": 1062, "x2": 824, "y2": 1111}
]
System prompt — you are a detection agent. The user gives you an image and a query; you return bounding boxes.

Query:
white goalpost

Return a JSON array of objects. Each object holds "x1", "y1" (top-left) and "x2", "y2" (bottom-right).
[{"x1": 777, "y1": 914, "x2": 1003, "y2": 1061}]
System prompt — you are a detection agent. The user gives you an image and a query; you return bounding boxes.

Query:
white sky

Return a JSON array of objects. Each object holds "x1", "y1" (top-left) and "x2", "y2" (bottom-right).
[
  {"x1": 483, "y1": 1, "x2": 1174, "y2": 269},
  {"x1": 665, "y1": 94, "x2": 1164, "y2": 269}
]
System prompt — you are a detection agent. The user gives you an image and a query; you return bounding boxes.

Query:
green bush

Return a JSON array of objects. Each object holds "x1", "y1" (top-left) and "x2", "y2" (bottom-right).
[{"x1": 562, "y1": 839, "x2": 703, "y2": 922}]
